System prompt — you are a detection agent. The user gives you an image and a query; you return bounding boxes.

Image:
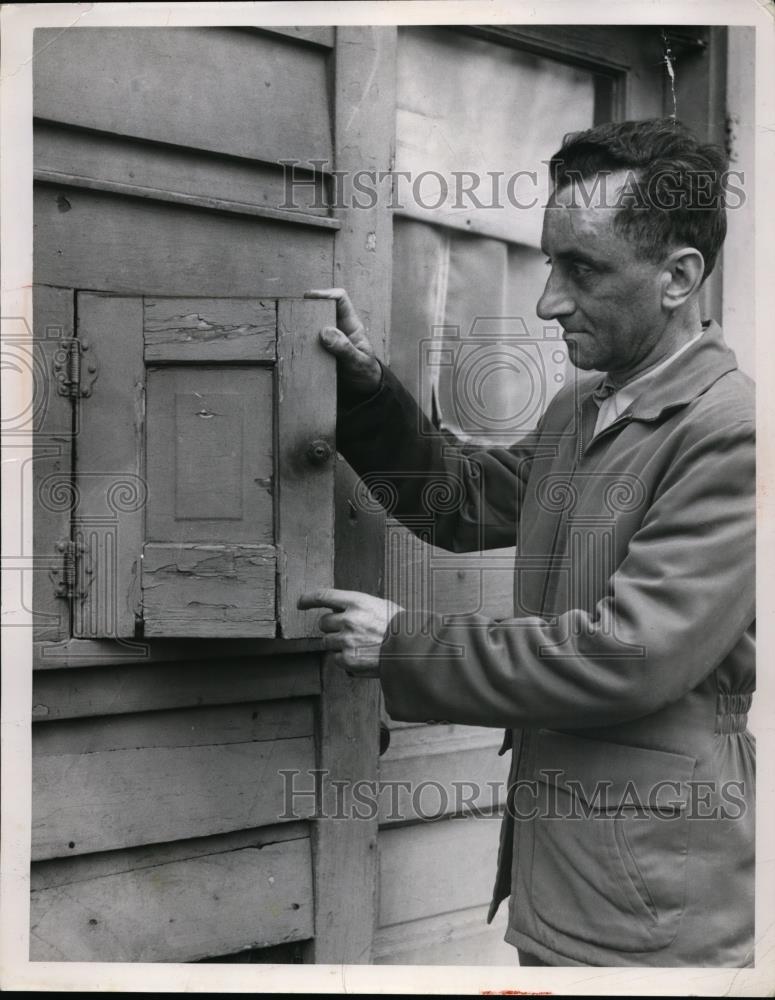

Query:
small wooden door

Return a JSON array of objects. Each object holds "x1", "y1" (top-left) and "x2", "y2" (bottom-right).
[{"x1": 70, "y1": 293, "x2": 335, "y2": 639}]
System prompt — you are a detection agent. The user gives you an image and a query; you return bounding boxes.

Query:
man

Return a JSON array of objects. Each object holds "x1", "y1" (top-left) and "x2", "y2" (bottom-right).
[{"x1": 300, "y1": 119, "x2": 755, "y2": 967}]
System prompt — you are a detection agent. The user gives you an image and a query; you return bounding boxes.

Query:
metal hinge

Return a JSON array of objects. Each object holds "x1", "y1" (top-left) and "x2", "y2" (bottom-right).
[
  {"x1": 52, "y1": 539, "x2": 77, "y2": 599},
  {"x1": 53, "y1": 338, "x2": 98, "y2": 399},
  {"x1": 52, "y1": 537, "x2": 92, "y2": 601}
]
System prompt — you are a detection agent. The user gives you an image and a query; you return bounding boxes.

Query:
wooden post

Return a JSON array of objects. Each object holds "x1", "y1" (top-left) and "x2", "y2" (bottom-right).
[{"x1": 310, "y1": 25, "x2": 397, "y2": 964}]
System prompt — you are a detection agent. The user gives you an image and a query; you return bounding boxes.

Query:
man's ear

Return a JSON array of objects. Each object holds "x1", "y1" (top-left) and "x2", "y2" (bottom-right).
[{"x1": 661, "y1": 248, "x2": 705, "y2": 310}]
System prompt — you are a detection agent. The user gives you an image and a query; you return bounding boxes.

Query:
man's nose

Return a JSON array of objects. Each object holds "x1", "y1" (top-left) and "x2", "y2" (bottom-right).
[{"x1": 536, "y1": 269, "x2": 575, "y2": 321}]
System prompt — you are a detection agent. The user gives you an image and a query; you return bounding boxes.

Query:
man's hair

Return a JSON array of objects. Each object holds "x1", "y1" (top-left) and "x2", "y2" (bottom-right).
[{"x1": 549, "y1": 118, "x2": 729, "y2": 281}]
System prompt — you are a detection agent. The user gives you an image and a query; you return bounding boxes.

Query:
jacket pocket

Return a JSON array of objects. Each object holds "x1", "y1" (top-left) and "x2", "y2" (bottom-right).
[{"x1": 528, "y1": 728, "x2": 696, "y2": 953}]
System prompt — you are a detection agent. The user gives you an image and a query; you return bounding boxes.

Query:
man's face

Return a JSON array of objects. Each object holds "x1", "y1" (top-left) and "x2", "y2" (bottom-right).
[{"x1": 537, "y1": 172, "x2": 669, "y2": 376}]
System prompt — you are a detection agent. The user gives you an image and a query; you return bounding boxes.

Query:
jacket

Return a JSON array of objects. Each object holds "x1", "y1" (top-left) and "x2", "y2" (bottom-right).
[{"x1": 337, "y1": 320, "x2": 755, "y2": 966}]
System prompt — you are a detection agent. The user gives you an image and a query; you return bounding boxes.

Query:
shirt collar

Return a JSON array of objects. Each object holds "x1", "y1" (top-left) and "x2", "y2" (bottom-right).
[
  {"x1": 609, "y1": 325, "x2": 704, "y2": 408},
  {"x1": 584, "y1": 320, "x2": 740, "y2": 424}
]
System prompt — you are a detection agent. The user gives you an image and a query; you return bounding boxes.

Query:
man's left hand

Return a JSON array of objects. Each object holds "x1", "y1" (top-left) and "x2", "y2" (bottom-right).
[{"x1": 297, "y1": 588, "x2": 403, "y2": 677}]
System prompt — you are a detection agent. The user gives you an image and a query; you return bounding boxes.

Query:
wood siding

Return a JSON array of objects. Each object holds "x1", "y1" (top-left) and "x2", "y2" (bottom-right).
[
  {"x1": 33, "y1": 700, "x2": 315, "y2": 860},
  {"x1": 31, "y1": 825, "x2": 313, "y2": 962},
  {"x1": 31, "y1": 23, "x2": 349, "y2": 963},
  {"x1": 29, "y1": 23, "x2": 717, "y2": 968}
]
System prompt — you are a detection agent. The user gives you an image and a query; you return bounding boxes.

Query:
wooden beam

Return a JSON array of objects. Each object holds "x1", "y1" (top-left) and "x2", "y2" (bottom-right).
[
  {"x1": 32, "y1": 655, "x2": 321, "y2": 721},
  {"x1": 34, "y1": 169, "x2": 341, "y2": 230},
  {"x1": 277, "y1": 298, "x2": 337, "y2": 638},
  {"x1": 464, "y1": 24, "x2": 632, "y2": 71},
  {"x1": 310, "y1": 25, "x2": 397, "y2": 965},
  {"x1": 33, "y1": 635, "x2": 325, "y2": 669},
  {"x1": 34, "y1": 120, "x2": 332, "y2": 219}
]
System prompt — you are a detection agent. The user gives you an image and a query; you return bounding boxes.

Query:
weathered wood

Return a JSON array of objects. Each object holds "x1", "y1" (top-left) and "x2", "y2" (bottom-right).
[
  {"x1": 33, "y1": 168, "x2": 340, "y2": 231},
  {"x1": 32, "y1": 285, "x2": 74, "y2": 643},
  {"x1": 74, "y1": 294, "x2": 144, "y2": 639},
  {"x1": 145, "y1": 366, "x2": 274, "y2": 544},
  {"x1": 372, "y1": 902, "x2": 514, "y2": 965},
  {"x1": 33, "y1": 635, "x2": 325, "y2": 669},
  {"x1": 144, "y1": 297, "x2": 277, "y2": 363},
  {"x1": 33, "y1": 27, "x2": 333, "y2": 166},
  {"x1": 378, "y1": 724, "x2": 508, "y2": 824},
  {"x1": 31, "y1": 821, "x2": 309, "y2": 891},
  {"x1": 34, "y1": 121, "x2": 331, "y2": 218},
  {"x1": 378, "y1": 816, "x2": 503, "y2": 927},
  {"x1": 30, "y1": 836, "x2": 313, "y2": 962},
  {"x1": 32, "y1": 703, "x2": 315, "y2": 858},
  {"x1": 142, "y1": 543, "x2": 276, "y2": 638},
  {"x1": 310, "y1": 26, "x2": 398, "y2": 965},
  {"x1": 32, "y1": 655, "x2": 321, "y2": 721},
  {"x1": 33, "y1": 698, "x2": 314, "y2": 755},
  {"x1": 33, "y1": 184, "x2": 334, "y2": 297},
  {"x1": 276, "y1": 298, "x2": 336, "y2": 638}
]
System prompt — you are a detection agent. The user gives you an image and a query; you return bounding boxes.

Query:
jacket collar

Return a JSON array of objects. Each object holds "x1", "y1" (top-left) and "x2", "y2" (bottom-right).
[{"x1": 581, "y1": 320, "x2": 739, "y2": 424}]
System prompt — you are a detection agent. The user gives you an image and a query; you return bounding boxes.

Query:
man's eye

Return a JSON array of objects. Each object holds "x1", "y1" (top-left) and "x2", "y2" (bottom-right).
[{"x1": 569, "y1": 262, "x2": 592, "y2": 278}]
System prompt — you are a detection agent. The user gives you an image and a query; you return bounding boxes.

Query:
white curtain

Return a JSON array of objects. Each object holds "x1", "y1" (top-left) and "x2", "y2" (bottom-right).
[{"x1": 392, "y1": 28, "x2": 597, "y2": 441}]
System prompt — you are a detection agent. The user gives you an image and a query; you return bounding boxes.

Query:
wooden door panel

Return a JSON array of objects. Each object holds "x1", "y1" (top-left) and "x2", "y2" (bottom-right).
[
  {"x1": 72, "y1": 292, "x2": 335, "y2": 640},
  {"x1": 32, "y1": 285, "x2": 76, "y2": 643},
  {"x1": 143, "y1": 297, "x2": 277, "y2": 363},
  {"x1": 74, "y1": 294, "x2": 145, "y2": 639},
  {"x1": 141, "y1": 543, "x2": 277, "y2": 638},
  {"x1": 276, "y1": 298, "x2": 337, "y2": 637},
  {"x1": 145, "y1": 366, "x2": 274, "y2": 544}
]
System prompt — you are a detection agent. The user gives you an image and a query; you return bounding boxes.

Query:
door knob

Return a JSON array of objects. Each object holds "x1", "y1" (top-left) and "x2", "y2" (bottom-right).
[{"x1": 305, "y1": 439, "x2": 333, "y2": 465}]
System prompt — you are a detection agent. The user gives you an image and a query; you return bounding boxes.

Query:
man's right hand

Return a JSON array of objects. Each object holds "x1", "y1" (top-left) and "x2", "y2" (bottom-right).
[{"x1": 304, "y1": 288, "x2": 382, "y2": 397}]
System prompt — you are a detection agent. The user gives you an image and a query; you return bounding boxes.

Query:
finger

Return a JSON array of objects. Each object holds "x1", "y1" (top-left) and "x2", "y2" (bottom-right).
[
  {"x1": 318, "y1": 326, "x2": 364, "y2": 361},
  {"x1": 305, "y1": 288, "x2": 346, "y2": 300},
  {"x1": 324, "y1": 649, "x2": 353, "y2": 677},
  {"x1": 305, "y1": 287, "x2": 354, "y2": 316},
  {"x1": 326, "y1": 652, "x2": 351, "y2": 676},
  {"x1": 322, "y1": 633, "x2": 346, "y2": 652},
  {"x1": 305, "y1": 289, "x2": 361, "y2": 333},
  {"x1": 318, "y1": 611, "x2": 346, "y2": 634},
  {"x1": 297, "y1": 588, "x2": 359, "y2": 612}
]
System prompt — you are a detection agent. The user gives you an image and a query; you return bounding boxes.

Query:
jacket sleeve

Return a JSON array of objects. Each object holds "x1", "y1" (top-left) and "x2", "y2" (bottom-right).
[
  {"x1": 378, "y1": 417, "x2": 756, "y2": 729},
  {"x1": 336, "y1": 362, "x2": 547, "y2": 553}
]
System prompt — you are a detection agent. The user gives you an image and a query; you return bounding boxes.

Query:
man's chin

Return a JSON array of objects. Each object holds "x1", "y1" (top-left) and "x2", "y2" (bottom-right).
[{"x1": 565, "y1": 348, "x2": 599, "y2": 372}]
